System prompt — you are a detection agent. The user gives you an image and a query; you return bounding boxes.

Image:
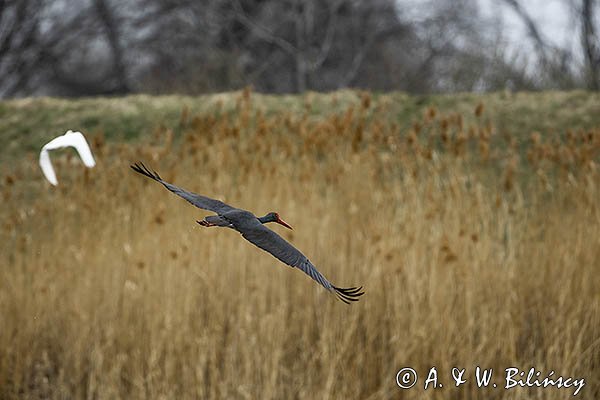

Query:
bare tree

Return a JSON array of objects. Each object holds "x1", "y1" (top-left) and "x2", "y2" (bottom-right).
[
  {"x1": 0, "y1": 0, "x2": 44, "y2": 96},
  {"x1": 92, "y1": 0, "x2": 130, "y2": 93},
  {"x1": 48, "y1": 0, "x2": 138, "y2": 95},
  {"x1": 501, "y1": 0, "x2": 551, "y2": 64},
  {"x1": 581, "y1": 0, "x2": 600, "y2": 89},
  {"x1": 0, "y1": 0, "x2": 143, "y2": 97},
  {"x1": 497, "y1": 0, "x2": 600, "y2": 90},
  {"x1": 2, "y1": 0, "x2": 594, "y2": 98},
  {"x1": 229, "y1": 0, "x2": 411, "y2": 92}
]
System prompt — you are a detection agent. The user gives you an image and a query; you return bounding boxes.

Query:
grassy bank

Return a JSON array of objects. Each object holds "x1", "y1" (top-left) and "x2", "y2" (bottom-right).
[{"x1": 2, "y1": 90, "x2": 600, "y2": 162}]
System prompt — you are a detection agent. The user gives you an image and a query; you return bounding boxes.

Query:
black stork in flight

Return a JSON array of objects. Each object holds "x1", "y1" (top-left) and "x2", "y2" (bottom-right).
[{"x1": 130, "y1": 162, "x2": 364, "y2": 304}]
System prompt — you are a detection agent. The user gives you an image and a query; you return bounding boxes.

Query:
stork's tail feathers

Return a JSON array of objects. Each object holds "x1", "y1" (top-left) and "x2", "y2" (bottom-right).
[
  {"x1": 332, "y1": 286, "x2": 364, "y2": 304},
  {"x1": 130, "y1": 162, "x2": 163, "y2": 181}
]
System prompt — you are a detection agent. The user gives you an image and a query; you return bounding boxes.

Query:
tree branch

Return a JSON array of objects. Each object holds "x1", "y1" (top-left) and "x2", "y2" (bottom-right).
[
  {"x1": 93, "y1": 0, "x2": 129, "y2": 93},
  {"x1": 501, "y1": 0, "x2": 550, "y2": 64},
  {"x1": 232, "y1": 0, "x2": 298, "y2": 56}
]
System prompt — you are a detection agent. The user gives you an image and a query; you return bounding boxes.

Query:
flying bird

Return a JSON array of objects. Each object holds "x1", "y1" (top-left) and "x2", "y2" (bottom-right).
[
  {"x1": 39, "y1": 130, "x2": 96, "y2": 186},
  {"x1": 130, "y1": 162, "x2": 364, "y2": 303}
]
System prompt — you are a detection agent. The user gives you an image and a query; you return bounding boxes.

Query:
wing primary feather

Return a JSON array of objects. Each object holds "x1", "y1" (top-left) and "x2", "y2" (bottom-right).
[
  {"x1": 130, "y1": 163, "x2": 153, "y2": 180},
  {"x1": 332, "y1": 286, "x2": 365, "y2": 303},
  {"x1": 139, "y1": 162, "x2": 150, "y2": 176},
  {"x1": 337, "y1": 286, "x2": 364, "y2": 295},
  {"x1": 141, "y1": 162, "x2": 160, "y2": 180},
  {"x1": 131, "y1": 162, "x2": 162, "y2": 182},
  {"x1": 334, "y1": 286, "x2": 365, "y2": 297}
]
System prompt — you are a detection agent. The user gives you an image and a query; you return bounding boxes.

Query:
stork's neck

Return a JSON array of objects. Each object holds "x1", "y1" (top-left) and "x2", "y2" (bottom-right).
[{"x1": 258, "y1": 214, "x2": 275, "y2": 224}]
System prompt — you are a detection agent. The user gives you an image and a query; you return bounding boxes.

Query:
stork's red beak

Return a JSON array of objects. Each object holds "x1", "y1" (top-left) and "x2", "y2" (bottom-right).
[{"x1": 276, "y1": 216, "x2": 293, "y2": 230}]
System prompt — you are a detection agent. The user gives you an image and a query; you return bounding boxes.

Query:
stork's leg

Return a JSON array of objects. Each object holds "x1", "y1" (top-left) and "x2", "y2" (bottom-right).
[
  {"x1": 197, "y1": 220, "x2": 216, "y2": 227},
  {"x1": 197, "y1": 215, "x2": 233, "y2": 228}
]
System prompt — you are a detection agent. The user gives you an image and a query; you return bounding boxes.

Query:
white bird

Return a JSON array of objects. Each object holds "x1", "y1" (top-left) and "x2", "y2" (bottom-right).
[{"x1": 39, "y1": 130, "x2": 96, "y2": 186}]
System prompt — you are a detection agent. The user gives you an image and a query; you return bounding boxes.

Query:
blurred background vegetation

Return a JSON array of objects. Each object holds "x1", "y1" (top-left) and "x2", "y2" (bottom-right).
[{"x1": 0, "y1": 0, "x2": 599, "y2": 98}]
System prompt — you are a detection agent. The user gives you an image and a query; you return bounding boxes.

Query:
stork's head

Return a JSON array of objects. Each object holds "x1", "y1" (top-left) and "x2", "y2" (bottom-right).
[{"x1": 260, "y1": 212, "x2": 293, "y2": 230}]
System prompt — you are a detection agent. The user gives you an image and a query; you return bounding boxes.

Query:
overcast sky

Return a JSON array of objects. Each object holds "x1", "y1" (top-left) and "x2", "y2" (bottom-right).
[
  {"x1": 478, "y1": 0, "x2": 575, "y2": 49},
  {"x1": 401, "y1": 0, "x2": 577, "y2": 54}
]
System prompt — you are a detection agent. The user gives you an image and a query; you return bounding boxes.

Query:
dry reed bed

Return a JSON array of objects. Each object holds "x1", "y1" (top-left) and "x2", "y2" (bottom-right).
[{"x1": 1, "y1": 91, "x2": 599, "y2": 399}]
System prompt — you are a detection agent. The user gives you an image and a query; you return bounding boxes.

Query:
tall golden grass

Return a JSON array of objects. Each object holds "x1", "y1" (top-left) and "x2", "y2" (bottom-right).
[{"x1": 1, "y1": 90, "x2": 599, "y2": 399}]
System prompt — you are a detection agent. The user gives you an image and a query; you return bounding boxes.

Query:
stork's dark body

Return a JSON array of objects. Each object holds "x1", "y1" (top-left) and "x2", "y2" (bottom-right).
[{"x1": 130, "y1": 162, "x2": 364, "y2": 303}]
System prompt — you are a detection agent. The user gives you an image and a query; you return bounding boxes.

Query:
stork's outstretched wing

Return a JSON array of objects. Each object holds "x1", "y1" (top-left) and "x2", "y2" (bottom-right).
[
  {"x1": 238, "y1": 219, "x2": 364, "y2": 303},
  {"x1": 130, "y1": 162, "x2": 235, "y2": 214}
]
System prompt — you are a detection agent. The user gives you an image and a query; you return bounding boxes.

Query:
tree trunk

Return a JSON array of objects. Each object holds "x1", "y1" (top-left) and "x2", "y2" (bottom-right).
[{"x1": 581, "y1": 0, "x2": 599, "y2": 90}]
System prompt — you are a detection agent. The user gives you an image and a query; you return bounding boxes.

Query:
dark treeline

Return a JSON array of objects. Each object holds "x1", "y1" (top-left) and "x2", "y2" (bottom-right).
[{"x1": 0, "y1": 0, "x2": 598, "y2": 98}]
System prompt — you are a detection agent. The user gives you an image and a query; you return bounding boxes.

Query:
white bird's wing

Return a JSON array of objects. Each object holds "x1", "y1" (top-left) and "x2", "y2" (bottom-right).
[
  {"x1": 39, "y1": 130, "x2": 96, "y2": 185},
  {"x1": 39, "y1": 147, "x2": 58, "y2": 186},
  {"x1": 68, "y1": 131, "x2": 96, "y2": 167}
]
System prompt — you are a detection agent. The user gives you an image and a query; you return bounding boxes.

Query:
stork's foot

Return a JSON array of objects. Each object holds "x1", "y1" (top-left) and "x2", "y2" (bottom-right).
[{"x1": 197, "y1": 220, "x2": 215, "y2": 227}]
